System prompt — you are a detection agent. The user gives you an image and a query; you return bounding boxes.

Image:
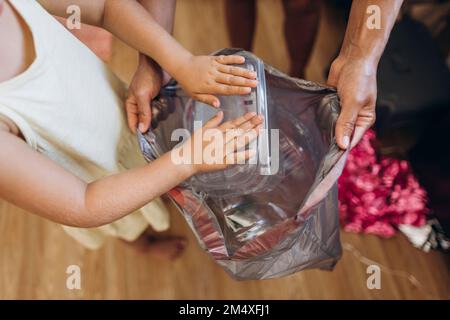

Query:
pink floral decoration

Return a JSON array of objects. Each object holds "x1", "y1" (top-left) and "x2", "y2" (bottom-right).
[{"x1": 338, "y1": 129, "x2": 429, "y2": 237}]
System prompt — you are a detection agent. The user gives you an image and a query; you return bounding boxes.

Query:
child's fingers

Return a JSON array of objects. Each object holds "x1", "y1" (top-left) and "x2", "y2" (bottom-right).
[
  {"x1": 217, "y1": 65, "x2": 257, "y2": 79},
  {"x1": 215, "y1": 55, "x2": 245, "y2": 65},
  {"x1": 214, "y1": 83, "x2": 252, "y2": 95},
  {"x1": 219, "y1": 112, "x2": 257, "y2": 130},
  {"x1": 215, "y1": 73, "x2": 258, "y2": 87},
  {"x1": 223, "y1": 128, "x2": 245, "y2": 145},
  {"x1": 194, "y1": 94, "x2": 220, "y2": 108},
  {"x1": 224, "y1": 124, "x2": 260, "y2": 158},
  {"x1": 221, "y1": 114, "x2": 262, "y2": 144},
  {"x1": 203, "y1": 111, "x2": 224, "y2": 129},
  {"x1": 220, "y1": 114, "x2": 263, "y2": 146},
  {"x1": 224, "y1": 131, "x2": 255, "y2": 156},
  {"x1": 235, "y1": 114, "x2": 264, "y2": 131},
  {"x1": 225, "y1": 125, "x2": 260, "y2": 152},
  {"x1": 226, "y1": 149, "x2": 257, "y2": 165},
  {"x1": 238, "y1": 127, "x2": 260, "y2": 151}
]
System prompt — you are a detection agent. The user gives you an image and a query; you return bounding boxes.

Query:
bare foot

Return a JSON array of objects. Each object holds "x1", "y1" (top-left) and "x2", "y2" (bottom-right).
[{"x1": 130, "y1": 233, "x2": 188, "y2": 260}]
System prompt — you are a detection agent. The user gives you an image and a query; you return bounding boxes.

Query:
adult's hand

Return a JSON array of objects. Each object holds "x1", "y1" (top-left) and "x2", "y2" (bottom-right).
[
  {"x1": 125, "y1": 56, "x2": 162, "y2": 133},
  {"x1": 325, "y1": 0, "x2": 403, "y2": 149},
  {"x1": 327, "y1": 56, "x2": 377, "y2": 150}
]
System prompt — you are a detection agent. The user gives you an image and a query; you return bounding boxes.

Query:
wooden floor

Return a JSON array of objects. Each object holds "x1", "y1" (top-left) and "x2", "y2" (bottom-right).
[{"x1": 1, "y1": 0, "x2": 449, "y2": 299}]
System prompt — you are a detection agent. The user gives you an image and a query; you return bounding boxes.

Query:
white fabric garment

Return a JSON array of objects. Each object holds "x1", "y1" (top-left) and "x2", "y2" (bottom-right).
[{"x1": 0, "y1": 0, "x2": 170, "y2": 249}]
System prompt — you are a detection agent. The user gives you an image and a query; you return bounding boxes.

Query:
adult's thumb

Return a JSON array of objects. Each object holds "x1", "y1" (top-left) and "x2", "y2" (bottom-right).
[{"x1": 335, "y1": 107, "x2": 357, "y2": 150}]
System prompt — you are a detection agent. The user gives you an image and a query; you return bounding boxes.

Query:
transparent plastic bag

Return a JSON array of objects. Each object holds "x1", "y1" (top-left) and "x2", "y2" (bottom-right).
[{"x1": 138, "y1": 49, "x2": 348, "y2": 279}]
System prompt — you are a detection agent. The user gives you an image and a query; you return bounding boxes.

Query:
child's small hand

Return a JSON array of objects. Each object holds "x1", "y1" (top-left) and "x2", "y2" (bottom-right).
[
  {"x1": 176, "y1": 55, "x2": 258, "y2": 107},
  {"x1": 174, "y1": 111, "x2": 264, "y2": 175}
]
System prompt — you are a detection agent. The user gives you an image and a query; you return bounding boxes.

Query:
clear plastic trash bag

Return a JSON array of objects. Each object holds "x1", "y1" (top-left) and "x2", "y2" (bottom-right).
[{"x1": 137, "y1": 49, "x2": 348, "y2": 280}]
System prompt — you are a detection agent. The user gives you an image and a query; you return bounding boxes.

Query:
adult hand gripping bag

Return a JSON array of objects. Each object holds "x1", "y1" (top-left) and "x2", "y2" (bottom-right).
[{"x1": 138, "y1": 49, "x2": 348, "y2": 280}]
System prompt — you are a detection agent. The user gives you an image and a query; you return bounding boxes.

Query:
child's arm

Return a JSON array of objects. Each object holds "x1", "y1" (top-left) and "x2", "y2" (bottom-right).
[
  {"x1": 38, "y1": 0, "x2": 258, "y2": 107},
  {"x1": 0, "y1": 112, "x2": 262, "y2": 228}
]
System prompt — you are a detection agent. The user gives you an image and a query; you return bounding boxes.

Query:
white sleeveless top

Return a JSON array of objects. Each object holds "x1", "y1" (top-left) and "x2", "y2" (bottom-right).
[{"x1": 0, "y1": 0, "x2": 169, "y2": 249}]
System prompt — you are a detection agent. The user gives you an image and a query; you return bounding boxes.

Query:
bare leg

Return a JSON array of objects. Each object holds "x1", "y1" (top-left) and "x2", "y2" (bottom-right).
[
  {"x1": 225, "y1": 0, "x2": 256, "y2": 50},
  {"x1": 282, "y1": 0, "x2": 320, "y2": 78},
  {"x1": 128, "y1": 228, "x2": 187, "y2": 260}
]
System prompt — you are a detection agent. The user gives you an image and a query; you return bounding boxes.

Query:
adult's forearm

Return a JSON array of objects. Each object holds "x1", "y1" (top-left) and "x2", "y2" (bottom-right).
[
  {"x1": 328, "y1": 0, "x2": 403, "y2": 150},
  {"x1": 340, "y1": 0, "x2": 403, "y2": 65}
]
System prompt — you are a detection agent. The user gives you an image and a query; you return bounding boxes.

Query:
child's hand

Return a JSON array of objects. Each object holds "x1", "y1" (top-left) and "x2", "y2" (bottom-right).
[
  {"x1": 175, "y1": 55, "x2": 258, "y2": 107},
  {"x1": 174, "y1": 111, "x2": 264, "y2": 175}
]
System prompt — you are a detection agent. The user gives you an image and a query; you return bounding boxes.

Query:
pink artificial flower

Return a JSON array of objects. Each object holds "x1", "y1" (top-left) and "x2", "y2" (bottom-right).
[{"x1": 338, "y1": 129, "x2": 429, "y2": 238}]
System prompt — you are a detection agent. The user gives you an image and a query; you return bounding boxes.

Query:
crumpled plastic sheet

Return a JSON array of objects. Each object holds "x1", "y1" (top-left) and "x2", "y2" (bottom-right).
[{"x1": 138, "y1": 49, "x2": 348, "y2": 280}]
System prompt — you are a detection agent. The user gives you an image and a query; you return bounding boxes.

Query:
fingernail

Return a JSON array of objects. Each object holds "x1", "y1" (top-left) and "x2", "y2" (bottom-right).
[
  {"x1": 342, "y1": 136, "x2": 350, "y2": 149},
  {"x1": 213, "y1": 101, "x2": 220, "y2": 108},
  {"x1": 217, "y1": 111, "x2": 223, "y2": 117},
  {"x1": 138, "y1": 123, "x2": 145, "y2": 133}
]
